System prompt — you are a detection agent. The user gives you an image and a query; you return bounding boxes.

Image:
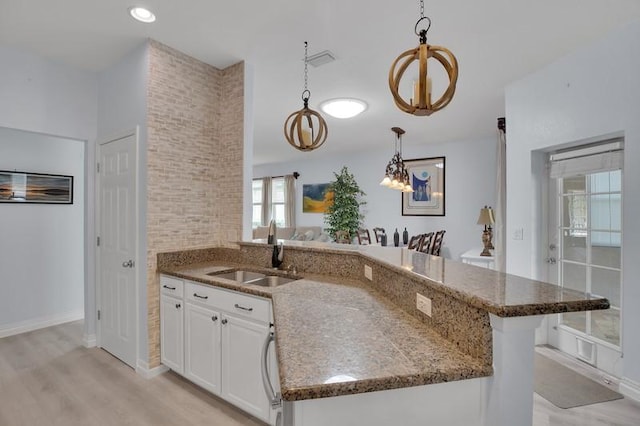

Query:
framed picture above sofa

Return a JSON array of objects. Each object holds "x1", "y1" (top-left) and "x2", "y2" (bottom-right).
[{"x1": 302, "y1": 183, "x2": 334, "y2": 213}]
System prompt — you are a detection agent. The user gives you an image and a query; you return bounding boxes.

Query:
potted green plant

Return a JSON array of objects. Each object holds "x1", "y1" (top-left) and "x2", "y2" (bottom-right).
[{"x1": 323, "y1": 166, "x2": 366, "y2": 242}]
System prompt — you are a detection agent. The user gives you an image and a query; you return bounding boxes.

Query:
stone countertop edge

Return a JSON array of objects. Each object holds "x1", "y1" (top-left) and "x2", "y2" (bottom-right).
[
  {"x1": 239, "y1": 241, "x2": 610, "y2": 317},
  {"x1": 158, "y1": 260, "x2": 494, "y2": 402},
  {"x1": 157, "y1": 244, "x2": 609, "y2": 402}
]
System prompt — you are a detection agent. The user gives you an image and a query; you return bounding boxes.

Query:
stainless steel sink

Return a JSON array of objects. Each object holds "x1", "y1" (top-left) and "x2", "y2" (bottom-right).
[
  {"x1": 246, "y1": 275, "x2": 298, "y2": 287},
  {"x1": 207, "y1": 269, "x2": 301, "y2": 287},
  {"x1": 209, "y1": 270, "x2": 266, "y2": 282}
]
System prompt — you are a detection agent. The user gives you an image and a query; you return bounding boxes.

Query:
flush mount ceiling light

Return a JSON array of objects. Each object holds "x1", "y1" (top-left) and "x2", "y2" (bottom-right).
[
  {"x1": 284, "y1": 41, "x2": 328, "y2": 152},
  {"x1": 389, "y1": 0, "x2": 458, "y2": 116},
  {"x1": 128, "y1": 6, "x2": 156, "y2": 23},
  {"x1": 320, "y1": 98, "x2": 368, "y2": 119}
]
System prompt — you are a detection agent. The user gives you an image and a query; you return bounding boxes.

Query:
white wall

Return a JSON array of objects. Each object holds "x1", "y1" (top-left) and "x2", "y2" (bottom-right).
[
  {"x1": 97, "y1": 42, "x2": 149, "y2": 365},
  {"x1": 0, "y1": 47, "x2": 97, "y2": 339},
  {"x1": 254, "y1": 136, "x2": 496, "y2": 260},
  {"x1": 505, "y1": 21, "x2": 640, "y2": 390},
  {"x1": 0, "y1": 128, "x2": 85, "y2": 334}
]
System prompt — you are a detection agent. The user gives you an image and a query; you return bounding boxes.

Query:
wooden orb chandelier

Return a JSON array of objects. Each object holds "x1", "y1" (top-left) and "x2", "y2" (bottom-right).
[
  {"x1": 284, "y1": 42, "x2": 328, "y2": 152},
  {"x1": 389, "y1": 1, "x2": 458, "y2": 116}
]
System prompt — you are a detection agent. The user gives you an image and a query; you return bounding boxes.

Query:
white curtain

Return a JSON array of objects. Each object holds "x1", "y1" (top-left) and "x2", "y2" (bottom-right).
[
  {"x1": 284, "y1": 174, "x2": 296, "y2": 228},
  {"x1": 261, "y1": 176, "x2": 272, "y2": 226},
  {"x1": 494, "y1": 125, "x2": 507, "y2": 272}
]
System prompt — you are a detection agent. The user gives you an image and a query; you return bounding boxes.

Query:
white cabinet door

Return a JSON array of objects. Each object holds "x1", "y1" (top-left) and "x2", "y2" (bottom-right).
[
  {"x1": 185, "y1": 303, "x2": 222, "y2": 395},
  {"x1": 221, "y1": 314, "x2": 270, "y2": 422},
  {"x1": 160, "y1": 295, "x2": 184, "y2": 374}
]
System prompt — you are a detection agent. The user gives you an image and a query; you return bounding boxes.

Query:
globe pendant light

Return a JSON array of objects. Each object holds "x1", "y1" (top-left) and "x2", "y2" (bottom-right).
[
  {"x1": 389, "y1": 0, "x2": 458, "y2": 116},
  {"x1": 284, "y1": 41, "x2": 328, "y2": 151}
]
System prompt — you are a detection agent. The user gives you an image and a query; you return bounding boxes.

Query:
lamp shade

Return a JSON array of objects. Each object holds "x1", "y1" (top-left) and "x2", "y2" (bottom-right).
[{"x1": 477, "y1": 207, "x2": 495, "y2": 225}]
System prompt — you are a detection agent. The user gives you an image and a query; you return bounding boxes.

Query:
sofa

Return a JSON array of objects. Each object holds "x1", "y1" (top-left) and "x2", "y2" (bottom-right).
[{"x1": 252, "y1": 225, "x2": 329, "y2": 242}]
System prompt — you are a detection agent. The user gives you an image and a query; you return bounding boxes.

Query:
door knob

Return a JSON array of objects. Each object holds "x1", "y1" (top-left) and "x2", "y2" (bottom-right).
[
  {"x1": 546, "y1": 257, "x2": 557, "y2": 264},
  {"x1": 122, "y1": 260, "x2": 135, "y2": 268}
]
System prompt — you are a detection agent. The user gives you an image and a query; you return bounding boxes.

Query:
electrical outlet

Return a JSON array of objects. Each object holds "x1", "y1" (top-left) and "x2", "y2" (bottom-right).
[
  {"x1": 416, "y1": 293, "x2": 432, "y2": 317},
  {"x1": 364, "y1": 265, "x2": 373, "y2": 281},
  {"x1": 513, "y1": 228, "x2": 524, "y2": 240}
]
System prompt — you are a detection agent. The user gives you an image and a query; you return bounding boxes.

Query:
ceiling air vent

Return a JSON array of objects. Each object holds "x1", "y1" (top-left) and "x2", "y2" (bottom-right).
[{"x1": 306, "y1": 50, "x2": 336, "y2": 67}]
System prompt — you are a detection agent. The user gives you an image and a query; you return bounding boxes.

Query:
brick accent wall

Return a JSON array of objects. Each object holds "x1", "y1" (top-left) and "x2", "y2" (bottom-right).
[{"x1": 146, "y1": 40, "x2": 244, "y2": 367}]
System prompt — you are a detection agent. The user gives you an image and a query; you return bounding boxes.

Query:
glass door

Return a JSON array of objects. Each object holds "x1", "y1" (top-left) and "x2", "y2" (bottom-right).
[{"x1": 548, "y1": 167, "x2": 623, "y2": 376}]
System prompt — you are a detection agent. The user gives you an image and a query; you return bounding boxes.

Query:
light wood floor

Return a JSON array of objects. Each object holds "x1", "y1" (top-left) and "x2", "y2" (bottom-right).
[
  {"x1": 0, "y1": 321, "x2": 265, "y2": 426},
  {"x1": 1, "y1": 321, "x2": 639, "y2": 426}
]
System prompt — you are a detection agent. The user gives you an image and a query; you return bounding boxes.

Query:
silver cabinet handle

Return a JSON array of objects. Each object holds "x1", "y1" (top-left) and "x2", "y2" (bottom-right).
[
  {"x1": 234, "y1": 303, "x2": 253, "y2": 312},
  {"x1": 261, "y1": 332, "x2": 282, "y2": 409},
  {"x1": 163, "y1": 285, "x2": 176, "y2": 290},
  {"x1": 122, "y1": 260, "x2": 135, "y2": 268},
  {"x1": 211, "y1": 315, "x2": 218, "y2": 322},
  {"x1": 175, "y1": 303, "x2": 181, "y2": 309},
  {"x1": 221, "y1": 318, "x2": 228, "y2": 325},
  {"x1": 193, "y1": 293, "x2": 208, "y2": 300}
]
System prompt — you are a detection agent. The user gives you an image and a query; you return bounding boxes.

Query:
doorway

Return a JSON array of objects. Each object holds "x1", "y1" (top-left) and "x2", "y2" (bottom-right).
[
  {"x1": 546, "y1": 140, "x2": 623, "y2": 377},
  {"x1": 97, "y1": 132, "x2": 138, "y2": 368}
]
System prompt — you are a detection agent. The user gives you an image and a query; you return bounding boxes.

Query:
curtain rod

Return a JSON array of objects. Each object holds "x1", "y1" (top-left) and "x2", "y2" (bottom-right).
[
  {"x1": 256, "y1": 171, "x2": 300, "y2": 180},
  {"x1": 497, "y1": 117, "x2": 506, "y2": 132}
]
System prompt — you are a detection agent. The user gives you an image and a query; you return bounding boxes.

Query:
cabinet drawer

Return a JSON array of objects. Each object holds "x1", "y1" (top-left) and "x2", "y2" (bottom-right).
[
  {"x1": 219, "y1": 291, "x2": 270, "y2": 323},
  {"x1": 161, "y1": 275, "x2": 184, "y2": 298},
  {"x1": 186, "y1": 281, "x2": 221, "y2": 307},
  {"x1": 186, "y1": 281, "x2": 270, "y2": 323}
]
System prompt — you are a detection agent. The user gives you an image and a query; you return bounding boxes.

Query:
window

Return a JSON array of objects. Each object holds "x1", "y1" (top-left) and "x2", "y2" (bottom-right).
[
  {"x1": 252, "y1": 177, "x2": 286, "y2": 228},
  {"x1": 252, "y1": 180, "x2": 263, "y2": 228},
  {"x1": 271, "y1": 177, "x2": 286, "y2": 227}
]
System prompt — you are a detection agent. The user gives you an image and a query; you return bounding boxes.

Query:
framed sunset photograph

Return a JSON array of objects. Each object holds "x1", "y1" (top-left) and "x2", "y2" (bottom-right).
[{"x1": 0, "y1": 171, "x2": 73, "y2": 204}]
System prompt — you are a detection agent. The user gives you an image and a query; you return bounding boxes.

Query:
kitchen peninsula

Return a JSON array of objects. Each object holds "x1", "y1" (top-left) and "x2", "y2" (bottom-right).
[{"x1": 158, "y1": 240, "x2": 609, "y2": 426}]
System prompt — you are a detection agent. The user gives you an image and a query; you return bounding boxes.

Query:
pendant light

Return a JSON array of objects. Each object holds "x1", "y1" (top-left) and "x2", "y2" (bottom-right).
[
  {"x1": 380, "y1": 127, "x2": 414, "y2": 193},
  {"x1": 284, "y1": 42, "x2": 328, "y2": 151},
  {"x1": 389, "y1": 0, "x2": 458, "y2": 116}
]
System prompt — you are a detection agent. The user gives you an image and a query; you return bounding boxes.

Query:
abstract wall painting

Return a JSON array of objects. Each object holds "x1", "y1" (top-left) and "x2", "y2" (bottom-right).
[{"x1": 401, "y1": 157, "x2": 445, "y2": 216}]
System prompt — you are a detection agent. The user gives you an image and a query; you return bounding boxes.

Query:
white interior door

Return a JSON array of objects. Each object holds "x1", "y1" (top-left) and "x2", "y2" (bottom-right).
[
  {"x1": 98, "y1": 134, "x2": 137, "y2": 368},
  {"x1": 546, "y1": 143, "x2": 623, "y2": 377}
]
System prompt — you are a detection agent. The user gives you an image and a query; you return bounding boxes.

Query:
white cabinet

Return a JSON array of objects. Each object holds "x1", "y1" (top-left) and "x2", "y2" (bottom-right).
[
  {"x1": 160, "y1": 274, "x2": 275, "y2": 424},
  {"x1": 184, "y1": 302, "x2": 221, "y2": 395},
  {"x1": 221, "y1": 313, "x2": 270, "y2": 421},
  {"x1": 160, "y1": 294, "x2": 184, "y2": 374}
]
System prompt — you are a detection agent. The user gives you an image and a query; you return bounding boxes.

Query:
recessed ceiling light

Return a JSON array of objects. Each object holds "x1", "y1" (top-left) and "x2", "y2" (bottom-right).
[
  {"x1": 319, "y1": 98, "x2": 368, "y2": 119},
  {"x1": 129, "y1": 6, "x2": 156, "y2": 23}
]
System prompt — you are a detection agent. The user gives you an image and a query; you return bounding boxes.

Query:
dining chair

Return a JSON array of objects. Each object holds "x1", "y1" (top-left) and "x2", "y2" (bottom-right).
[
  {"x1": 417, "y1": 232, "x2": 435, "y2": 254},
  {"x1": 407, "y1": 234, "x2": 424, "y2": 250},
  {"x1": 356, "y1": 228, "x2": 372, "y2": 245},
  {"x1": 334, "y1": 230, "x2": 351, "y2": 244},
  {"x1": 430, "y1": 230, "x2": 446, "y2": 256},
  {"x1": 372, "y1": 227, "x2": 386, "y2": 243}
]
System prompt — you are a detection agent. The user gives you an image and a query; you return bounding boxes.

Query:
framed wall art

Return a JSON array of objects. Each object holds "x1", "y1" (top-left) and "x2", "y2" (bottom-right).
[
  {"x1": 401, "y1": 157, "x2": 445, "y2": 216},
  {"x1": 0, "y1": 170, "x2": 74, "y2": 204},
  {"x1": 302, "y1": 183, "x2": 334, "y2": 213}
]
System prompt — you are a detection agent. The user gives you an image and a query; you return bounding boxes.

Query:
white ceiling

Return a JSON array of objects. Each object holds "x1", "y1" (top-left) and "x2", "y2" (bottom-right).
[{"x1": 2, "y1": 0, "x2": 639, "y2": 165}]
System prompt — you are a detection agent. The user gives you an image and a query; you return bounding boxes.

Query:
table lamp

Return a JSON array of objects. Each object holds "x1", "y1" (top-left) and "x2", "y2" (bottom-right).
[{"x1": 477, "y1": 206, "x2": 495, "y2": 257}]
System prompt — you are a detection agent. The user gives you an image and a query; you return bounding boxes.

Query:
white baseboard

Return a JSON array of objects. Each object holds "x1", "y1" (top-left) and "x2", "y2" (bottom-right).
[
  {"x1": 0, "y1": 310, "x2": 84, "y2": 338},
  {"x1": 620, "y1": 377, "x2": 640, "y2": 403},
  {"x1": 136, "y1": 360, "x2": 169, "y2": 379},
  {"x1": 82, "y1": 333, "x2": 97, "y2": 348}
]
